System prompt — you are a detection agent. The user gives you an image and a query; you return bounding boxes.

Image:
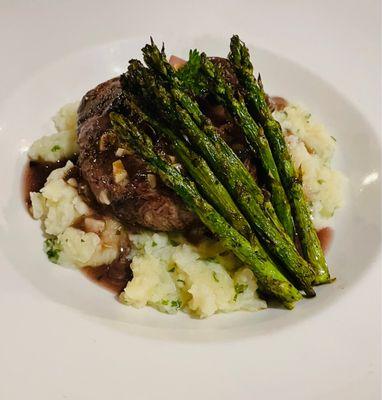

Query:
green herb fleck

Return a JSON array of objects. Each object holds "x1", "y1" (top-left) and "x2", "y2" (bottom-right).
[
  {"x1": 305, "y1": 113, "x2": 311, "y2": 120},
  {"x1": 168, "y1": 266, "x2": 176, "y2": 273},
  {"x1": 212, "y1": 271, "x2": 219, "y2": 283},
  {"x1": 169, "y1": 239, "x2": 178, "y2": 246},
  {"x1": 331, "y1": 136, "x2": 337, "y2": 142},
  {"x1": 80, "y1": 239, "x2": 85, "y2": 243},
  {"x1": 317, "y1": 179, "x2": 325, "y2": 185},
  {"x1": 177, "y1": 279, "x2": 185, "y2": 285},
  {"x1": 44, "y1": 237, "x2": 62, "y2": 264},
  {"x1": 171, "y1": 300, "x2": 182, "y2": 309},
  {"x1": 152, "y1": 241, "x2": 157, "y2": 247},
  {"x1": 233, "y1": 283, "x2": 248, "y2": 302},
  {"x1": 161, "y1": 299, "x2": 169, "y2": 306},
  {"x1": 320, "y1": 206, "x2": 338, "y2": 218},
  {"x1": 51, "y1": 145, "x2": 61, "y2": 152}
]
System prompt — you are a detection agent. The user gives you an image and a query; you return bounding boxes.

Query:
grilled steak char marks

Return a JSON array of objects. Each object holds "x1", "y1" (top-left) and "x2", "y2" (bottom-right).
[{"x1": 77, "y1": 58, "x2": 282, "y2": 232}]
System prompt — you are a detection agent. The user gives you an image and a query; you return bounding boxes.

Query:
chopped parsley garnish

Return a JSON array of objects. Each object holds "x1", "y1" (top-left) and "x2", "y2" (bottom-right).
[
  {"x1": 80, "y1": 239, "x2": 85, "y2": 243},
  {"x1": 169, "y1": 239, "x2": 178, "y2": 246},
  {"x1": 331, "y1": 136, "x2": 337, "y2": 142},
  {"x1": 320, "y1": 206, "x2": 338, "y2": 218},
  {"x1": 212, "y1": 271, "x2": 219, "y2": 282},
  {"x1": 51, "y1": 145, "x2": 61, "y2": 152},
  {"x1": 44, "y1": 237, "x2": 62, "y2": 264},
  {"x1": 152, "y1": 241, "x2": 157, "y2": 247},
  {"x1": 161, "y1": 299, "x2": 181, "y2": 309},
  {"x1": 177, "y1": 279, "x2": 185, "y2": 285},
  {"x1": 168, "y1": 266, "x2": 176, "y2": 273},
  {"x1": 171, "y1": 300, "x2": 182, "y2": 309},
  {"x1": 317, "y1": 179, "x2": 325, "y2": 185},
  {"x1": 233, "y1": 283, "x2": 248, "y2": 302}
]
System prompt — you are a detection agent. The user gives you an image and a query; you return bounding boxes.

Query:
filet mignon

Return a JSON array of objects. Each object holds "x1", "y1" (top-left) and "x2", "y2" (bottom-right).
[
  {"x1": 77, "y1": 78, "x2": 197, "y2": 231},
  {"x1": 77, "y1": 58, "x2": 263, "y2": 232}
]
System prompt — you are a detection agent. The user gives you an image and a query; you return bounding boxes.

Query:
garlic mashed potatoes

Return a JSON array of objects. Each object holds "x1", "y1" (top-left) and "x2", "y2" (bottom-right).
[{"x1": 28, "y1": 101, "x2": 345, "y2": 318}]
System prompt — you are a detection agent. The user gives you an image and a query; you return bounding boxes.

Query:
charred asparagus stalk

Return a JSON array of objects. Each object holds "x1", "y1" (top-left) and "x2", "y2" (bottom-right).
[
  {"x1": 110, "y1": 112, "x2": 302, "y2": 308},
  {"x1": 122, "y1": 59, "x2": 316, "y2": 296},
  {"x1": 199, "y1": 53, "x2": 295, "y2": 239},
  {"x1": 130, "y1": 102, "x2": 297, "y2": 293},
  {"x1": 229, "y1": 35, "x2": 331, "y2": 284},
  {"x1": 127, "y1": 99, "x2": 252, "y2": 238},
  {"x1": 127, "y1": 100, "x2": 304, "y2": 294},
  {"x1": 141, "y1": 43, "x2": 283, "y2": 232}
]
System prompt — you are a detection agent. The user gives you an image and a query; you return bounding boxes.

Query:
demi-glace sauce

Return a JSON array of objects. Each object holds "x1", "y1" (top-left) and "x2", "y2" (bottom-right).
[
  {"x1": 317, "y1": 227, "x2": 334, "y2": 254},
  {"x1": 23, "y1": 160, "x2": 334, "y2": 294},
  {"x1": 23, "y1": 159, "x2": 133, "y2": 294},
  {"x1": 23, "y1": 160, "x2": 68, "y2": 208},
  {"x1": 82, "y1": 258, "x2": 132, "y2": 295}
]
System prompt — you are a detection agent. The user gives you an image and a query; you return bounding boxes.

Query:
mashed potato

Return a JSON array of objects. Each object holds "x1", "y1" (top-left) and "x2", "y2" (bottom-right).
[
  {"x1": 28, "y1": 102, "x2": 79, "y2": 163},
  {"x1": 30, "y1": 161, "x2": 121, "y2": 268},
  {"x1": 30, "y1": 161, "x2": 90, "y2": 235},
  {"x1": 120, "y1": 232, "x2": 266, "y2": 318},
  {"x1": 273, "y1": 103, "x2": 346, "y2": 228},
  {"x1": 29, "y1": 101, "x2": 346, "y2": 318},
  {"x1": 58, "y1": 219, "x2": 121, "y2": 268}
]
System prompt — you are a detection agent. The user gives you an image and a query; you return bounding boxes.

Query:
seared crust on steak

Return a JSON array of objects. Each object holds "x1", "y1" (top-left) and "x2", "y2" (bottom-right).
[
  {"x1": 77, "y1": 79, "x2": 197, "y2": 231},
  {"x1": 78, "y1": 78, "x2": 123, "y2": 125}
]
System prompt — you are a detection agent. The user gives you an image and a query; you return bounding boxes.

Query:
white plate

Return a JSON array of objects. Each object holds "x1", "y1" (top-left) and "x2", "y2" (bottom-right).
[{"x1": 0, "y1": 3, "x2": 380, "y2": 400}]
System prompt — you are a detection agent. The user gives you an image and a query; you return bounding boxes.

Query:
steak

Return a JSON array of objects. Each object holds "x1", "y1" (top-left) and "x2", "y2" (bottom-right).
[
  {"x1": 77, "y1": 79, "x2": 197, "y2": 231},
  {"x1": 77, "y1": 58, "x2": 272, "y2": 232},
  {"x1": 77, "y1": 77, "x2": 122, "y2": 125}
]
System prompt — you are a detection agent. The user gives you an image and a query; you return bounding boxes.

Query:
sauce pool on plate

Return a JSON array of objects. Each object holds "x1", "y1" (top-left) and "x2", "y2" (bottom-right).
[
  {"x1": 23, "y1": 160, "x2": 68, "y2": 207},
  {"x1": 317, "y1": 227, "x2": 334, "y2": 254},
  {"x1": 23, "y1": 158, "x2": 334, "y2": 295},
  {"x1": 82, "y1": 257, "x2": 132, "y2": 295}
]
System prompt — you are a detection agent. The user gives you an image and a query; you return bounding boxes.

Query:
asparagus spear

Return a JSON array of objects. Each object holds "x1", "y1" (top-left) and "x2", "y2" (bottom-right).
[
  {"x1": 110, "y1": 112, "x2": 302, "y2": 308},
  {"x1": 126, "y1": 99, "x2": 302, "y2": 292},
  {"x1": 127, "y1": 99, "x2": 252, "y2": 238},
  {"x1": 229, "y1": 35, "x2": 331, "y2": 284},
  {"x1": 128, "y1": 101, "x2": 297, "y2": 295},
  {"x1": 141, "y1": 44, "x2": 281, "y2": 228},
  {"x1": 123, "y1": 60, "x2": 316, "y2": 296},
  {"x1": 199, "y1": 53, "x2": 295, "y2": 239}
]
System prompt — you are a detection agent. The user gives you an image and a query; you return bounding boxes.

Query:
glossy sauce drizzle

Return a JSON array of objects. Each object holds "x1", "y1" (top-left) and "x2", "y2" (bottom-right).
[
  {"x1": 23, "y1": 160, "x2": 68, "y2": 208},
  {"x1": 82, "y1": 258, "x2": 132, "y2": 295},
  {"x1": 23, "y1": 159, "x2": 334, "y2": 295},
  {"x1": 317, "y1": 227, "x2": 334, "y2": 254},
  {"x1": 23, "y1": 159, "x2": 133, "y2": 294}
]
